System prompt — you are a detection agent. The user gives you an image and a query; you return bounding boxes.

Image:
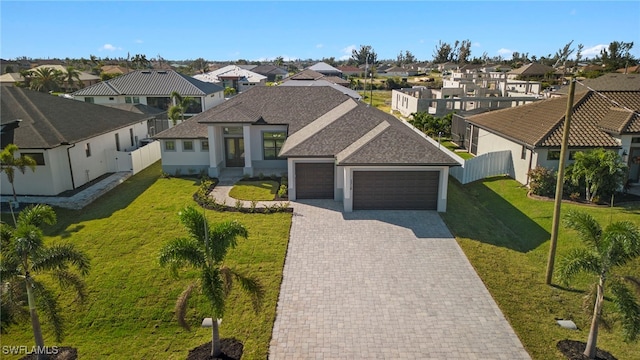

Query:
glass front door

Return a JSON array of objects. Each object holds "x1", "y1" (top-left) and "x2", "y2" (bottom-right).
[{"x1": 225, "y1": 137, "x2": 245, "y2": 167}]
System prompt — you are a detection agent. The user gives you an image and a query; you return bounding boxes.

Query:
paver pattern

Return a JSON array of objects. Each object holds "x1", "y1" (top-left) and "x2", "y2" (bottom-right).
[{"x1": 269, "y1": 200, "x2": 531, "y2": 359}]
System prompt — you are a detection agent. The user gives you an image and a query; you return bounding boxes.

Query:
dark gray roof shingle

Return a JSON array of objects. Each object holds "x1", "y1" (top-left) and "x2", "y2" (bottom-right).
[
  {"x1": 73, "y1": 70, "x2": 224, "y2": 97},
  {"x1": 1, "y1": 87, "x2": 152, "y2": 149}
]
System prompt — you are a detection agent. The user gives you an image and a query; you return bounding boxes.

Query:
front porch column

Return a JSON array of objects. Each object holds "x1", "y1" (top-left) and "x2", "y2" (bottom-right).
[
  {"x1": 207, "y1": 126, "x2": 220, "y2": 177},
  {"x1": 242, "y1": 125, "x2": 253, "y2": 176}
]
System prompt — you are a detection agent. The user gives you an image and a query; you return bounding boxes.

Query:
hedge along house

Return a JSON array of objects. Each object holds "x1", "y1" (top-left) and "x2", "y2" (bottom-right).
[
  {"x1": 0, "y1": 87, "x2": 154, "y2": 196},
  {"x1": 154, "y1": 86, "x2": 460, "y2": 212},
  {"x1": 461, "y1": 73, "x2": 640, "y2": 186}
]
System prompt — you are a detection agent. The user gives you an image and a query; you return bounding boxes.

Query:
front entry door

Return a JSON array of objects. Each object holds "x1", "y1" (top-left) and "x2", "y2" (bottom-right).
[{"x1": 225, "y1": 138, "x2": 245, "y2": 167}]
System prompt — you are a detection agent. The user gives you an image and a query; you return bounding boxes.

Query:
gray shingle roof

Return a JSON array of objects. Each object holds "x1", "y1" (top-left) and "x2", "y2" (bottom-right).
[
  {"x1": 308, "y1": 62, "x2": 342, "y2": 73},
  {"x1": 508, "y1": 63, "x2": 557, "y2": 76},
  {"x1": 153, "y1": 117, "x2": 208, "y2": 139},
  {"x1": 556, "y1": 73, "x2": 640, "y2": 93},
  {"x1": 158, "y1": 86, "x2": 459, "y2": 166},
  {"x1": 1, "y1": 87, "x2": 152, "y2": 149},
  {"x1": 72, "y1": 70, "x2": 224, "y2": 97}
]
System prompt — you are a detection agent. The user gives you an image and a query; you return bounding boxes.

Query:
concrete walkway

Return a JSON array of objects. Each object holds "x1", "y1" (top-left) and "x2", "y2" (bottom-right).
[
  {"x1": 0, "y1": 172, "x2": 132, "y2": 210},
  {"x1": 269, "y1": 201, "x2": 531, "y2": 359}
]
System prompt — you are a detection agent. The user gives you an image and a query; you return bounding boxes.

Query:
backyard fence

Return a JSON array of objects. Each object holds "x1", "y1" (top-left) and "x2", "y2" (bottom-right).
[
  {"x1": 449, "y1": 150, "x2": 514, "y2": 184},
  {"x1": 106, "y1": 140, "x2": 161, "y2": 175}
]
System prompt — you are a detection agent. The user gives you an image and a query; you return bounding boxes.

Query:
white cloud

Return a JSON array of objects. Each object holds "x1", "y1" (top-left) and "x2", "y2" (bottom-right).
[
  {"x1": 316, "y1": 44, "x2": 323, "y2": 48},
  {"x1": 497, "y1": 48, "x2": 513, "y2": 59},
  {"x1": 582, "y1": 44, "x2": 607, "y2": 58},
  {"x1": 100, "y1": 43, "x2": 121, "y2": 52},
  {"x1": 339, "y1": 45, "x2": 356, "y2": 60}
]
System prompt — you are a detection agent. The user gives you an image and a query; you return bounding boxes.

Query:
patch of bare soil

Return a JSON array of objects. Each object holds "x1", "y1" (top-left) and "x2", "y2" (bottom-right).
[
  {"x1": 186, "y1": 338, "x2": 243, "y2": 360},
  {"x1": 556, "y1": 340, "x2": 618, "y2": 360}
]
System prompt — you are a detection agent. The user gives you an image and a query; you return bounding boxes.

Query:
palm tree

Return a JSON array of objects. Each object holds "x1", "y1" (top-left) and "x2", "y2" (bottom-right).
[
  {"x1": 29, "y1": 67, "x2": 64, "y2": 93},
  {"x1": 159, "y1": 206, "x2": 263, "y2": 357},
  {"x1": 169, "y1": 91, "x2": 195, "y2": 125},
  {"x1": 0, "y1": 144, "x2": 37, "y2": 202},
  {"x1": 0, "y1": 204, "x2": 90, "y2": 360},
  {"x1": 557, "y1": 210, "x2": 640, "y2": 359},
  {"x1": 63, "y1": 66, "x2": 83, "y2": 91}
]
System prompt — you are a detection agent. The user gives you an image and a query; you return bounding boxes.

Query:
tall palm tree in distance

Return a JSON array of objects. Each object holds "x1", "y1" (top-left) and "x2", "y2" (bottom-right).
[
  {"x1": 29, "y1": 67, "x2": 63, "y2": 93},
  {"x1": 63, "y1": 65, "x2": 83, "y2": 91},
  {"x1": 159, "y1": 206, "x2": 263, "y2": 357}
]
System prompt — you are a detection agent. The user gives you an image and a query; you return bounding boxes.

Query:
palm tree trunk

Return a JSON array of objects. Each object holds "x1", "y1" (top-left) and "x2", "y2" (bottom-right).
[
  {"x1": 584, "y1": 276, "x2": 605, "y2": 359},
  {"x1": 211, "y1": 318, "x2": 222, "y2": 357},
  {"x1": 26, "y1": 276, "x2": 46, "y2": 360}
]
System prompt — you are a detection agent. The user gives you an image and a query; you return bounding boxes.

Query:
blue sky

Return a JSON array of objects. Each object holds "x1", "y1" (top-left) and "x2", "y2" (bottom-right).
[{"x1": 1, "y1": 1, "x2": 639, "y2": 62}]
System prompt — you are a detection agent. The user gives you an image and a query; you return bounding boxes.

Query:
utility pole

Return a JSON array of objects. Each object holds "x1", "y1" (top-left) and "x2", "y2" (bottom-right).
[{"x1": 545, "y1": 78, "x2": 576, "y2": 285}]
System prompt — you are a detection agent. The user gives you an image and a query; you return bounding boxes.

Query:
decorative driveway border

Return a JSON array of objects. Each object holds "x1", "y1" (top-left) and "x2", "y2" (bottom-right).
[{"x1": 269, "y1": 200, "x2": 531, "y2": 359}]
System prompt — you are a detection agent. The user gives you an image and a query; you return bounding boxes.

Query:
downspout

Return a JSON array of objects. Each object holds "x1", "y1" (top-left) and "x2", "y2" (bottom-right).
[
  {"x1": 526, "y1": 147, "x2": 534, "y2": 185},
  {"x1": 64, "y1": 143, "x2": 76, "y2": 190}
]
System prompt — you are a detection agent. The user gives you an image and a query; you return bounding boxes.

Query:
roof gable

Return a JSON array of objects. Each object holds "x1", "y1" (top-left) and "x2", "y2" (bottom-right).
[{"x1": 1, "y1": 87, "x2": 151, "y2": 149}]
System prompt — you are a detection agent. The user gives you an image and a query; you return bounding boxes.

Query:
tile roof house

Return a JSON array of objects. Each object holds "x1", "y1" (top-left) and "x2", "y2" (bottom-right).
[
  {"x1": 1, "y1": 87, "x2": 158, "y2": 197},
  {"x1": 154, "y1": 86, "x2": 460, "y2": 212},
  {"x1": 462, "y1": 74, "x2": 640, "y2": 185},
  {"x1": 307, "y1": 62, "x2": 343, "y2": 77},
  {"x1": 283, "y1": 69, "x2": 350, "y2": 87},
  {"x1": 380, "y1": 66, "x2": 419, "y2": 77},
  {"x1": 337, "y1": 65, "x2": 361, "y2": 77},
  {"x1": 72, "y1": 69, "x2": 225, "y2": 115},
  {"x1": 507, "y1": 62, "x2": 562, "y2": 80},
  {"x1": 193, "y1": 65, "x2": 267, "y2": 93}
]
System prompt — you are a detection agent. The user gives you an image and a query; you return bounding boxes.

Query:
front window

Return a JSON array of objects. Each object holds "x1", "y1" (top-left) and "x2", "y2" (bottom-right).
[
  {"x1": 263, "y1": 131, "x2": 286, "y2": 160},
  {"x1": 201, "y1": 140, "x2": 209, "y2": 151},
  {"x1": 165, "y1": 140, "x2": 175, "y2": 151},
  {"x1": 185, "y1": 98, "x2": 202, "y2": 113},
  {"x1": 84, "y1": 97, "x2": 94, "y2": 103},
  {"x1": 183, "y1": 140, "x2": 194, "y2": 151},
  {"x1": 147, "y1": 97, "x2": 171, "y2": 111}
]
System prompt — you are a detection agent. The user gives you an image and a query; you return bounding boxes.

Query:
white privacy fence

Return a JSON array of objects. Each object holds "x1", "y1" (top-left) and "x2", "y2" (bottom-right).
[
  {"x1": 449, "y1": 150, "x2": 514, "y2": 184},
  {"x1": 106, "y1": 140, "x2": 161, "y2": 174}
]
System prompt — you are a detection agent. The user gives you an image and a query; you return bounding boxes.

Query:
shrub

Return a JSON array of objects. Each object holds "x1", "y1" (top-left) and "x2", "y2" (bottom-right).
[
  {"x1": 277, "y1": 185, "x2": 288, "y2": 198},
  {"x1": 528, "y1": 166, "x2": 556, "y2": 197},
  {"x1": 258, "y1": 173, "x2": 264, "y2": 180},
  {"x1": 249, "y1": 200, "x2": 258, "y2": 213},
  {"x1": 235, "y1": 199, "x2": 243, "y2": 212},
  {"x1": 174, "y1": 168, "x2": 182, "y2": 177}
]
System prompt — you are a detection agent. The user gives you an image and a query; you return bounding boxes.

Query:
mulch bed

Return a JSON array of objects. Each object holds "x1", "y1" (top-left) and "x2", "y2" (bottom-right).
[
  {"x1": 20, "y1": 346, "x2": 77, "y2": 360},
  {"x1": 556, "y1": 340, "x2": 618, "y2": 360},
  {"x1": 186, "y1": 338, "x2": 243, "y2": 360}
]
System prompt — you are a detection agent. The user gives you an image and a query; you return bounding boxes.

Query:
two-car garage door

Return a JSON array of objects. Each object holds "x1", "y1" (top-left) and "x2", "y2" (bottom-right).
[
  {"x1": 295, "y1": 163, "x2": 440, "y2": 210},
  {"x1": 353, "y1": 171, "x2": 439, "y2": 210}
]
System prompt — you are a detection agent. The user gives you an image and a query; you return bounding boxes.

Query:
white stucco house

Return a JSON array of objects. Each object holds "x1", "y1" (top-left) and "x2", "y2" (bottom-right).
[
  {"x1": 72, "y1": 69, "x2": 225, "y2": 116},
  {"x1": 462, "y1": 73, "x2": 640, "y2": 185},
  {"x1": 154, "y1": 86, "x2": 460, "y2": 212},
  {"x1": 1, "y1": 87, "x2": 156, "y2": 196},
  {"x1": 193, "y1": 65, "x2": 267, "y2": 93}
]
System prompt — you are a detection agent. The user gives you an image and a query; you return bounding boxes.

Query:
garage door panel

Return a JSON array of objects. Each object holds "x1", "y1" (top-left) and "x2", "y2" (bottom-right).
[
  {"x1": 296, "y1": 163, "x2": 334, "y2": 199},
  {"x1": 353, "y1": 171, "x2": 438, "y2": 210}
]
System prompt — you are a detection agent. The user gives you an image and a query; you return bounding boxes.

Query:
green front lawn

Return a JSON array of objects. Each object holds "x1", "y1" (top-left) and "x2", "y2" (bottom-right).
[
  {"x1": 441, "y1": 177, "x2": 640, "y2": 360},
  {"x1": 229, "y1": 180, "x2": 279, "y2": 201},
  {"x1": 1, "y1": 162, "x2": 292, "y2": 359}
]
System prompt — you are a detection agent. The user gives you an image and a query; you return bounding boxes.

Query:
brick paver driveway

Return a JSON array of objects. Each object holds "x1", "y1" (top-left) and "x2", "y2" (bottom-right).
[{"x1": 269, "y1": 200, "x2": 530, "y2": 359}]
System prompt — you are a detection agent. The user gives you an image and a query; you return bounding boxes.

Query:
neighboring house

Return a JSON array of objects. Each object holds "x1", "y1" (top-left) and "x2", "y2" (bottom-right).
[
  {"x1": 193, "y1": 65, "x2": 267, "y2": 93},
  {"x1": 507, "y1": 62, "x2": 562, "y2": 81},
  {"x1": 154, "y1": 86, "x2": 459, "y2": 212},
  {"x1": 308, "y1": 62, "x2": 343, "y2": 77},
  {"x1": 101, "y1": 65, "x2": 134, "y2": 76},
  {"x1": 392, "y1": 87, "x2": 538, "y2": 118},
  {"x1": 278, "y1": 79, "x2": 362, "y2": 100},
  {"x1": 380, "y1": 66, "x2": 419, "y2": 77},
  {"x1": 72, "y1": 69, "x2": 225, "y2": 115},
  {"x1": 337, "y1": 65, "x2": 361, "y2": 78},
  {"x1": 28, "y1": 64, "x2": 100, "y2": 90},
  {"x1": 283, "y1": 69, "x2": 350, "y2": 87},
  {"x1": 251, "y1": 64, "x2": 288, "y2": 82},
  {"x1": 0, "y1": 87, "x2": 157, "y2": 196},
  {"x1": 460, "y1": 73, "x2": 640, "y2": 185},
  {"x1": 0, "y1": 72, "x2": 25, "y2": 86}
]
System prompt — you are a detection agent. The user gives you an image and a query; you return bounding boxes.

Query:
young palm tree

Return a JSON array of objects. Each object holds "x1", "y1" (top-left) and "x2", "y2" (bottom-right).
[
  {"x1": 0, "y1": 144, "x2": 37, "y2": 202},
  {"x1": 169, "y1": 91, "x2": 195, "y2": 125},
  {"x1": 63, "y1": 66, "x2": 83, "y2": 91},
  {"x1": 29, "y1": 67, "x2": 64, "y2": 93},
  {"x1": 557, "y1": 210, "x2": 640, "y2": 359},
  {"x1": 159, "y1": 206, "x2": 263, "y2": 357},
  {"x1": 0, "y1": 204, "x2": 90, "y2": 359}
]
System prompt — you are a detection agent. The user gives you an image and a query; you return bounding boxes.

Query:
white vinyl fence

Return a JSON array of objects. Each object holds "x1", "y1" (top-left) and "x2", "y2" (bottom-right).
[
  {"x1": 106, "y1": 140, "x2": 161, "y2": 175},
  {"x1": 449, "y1": 150, "x2": 514, "y2": 184}
]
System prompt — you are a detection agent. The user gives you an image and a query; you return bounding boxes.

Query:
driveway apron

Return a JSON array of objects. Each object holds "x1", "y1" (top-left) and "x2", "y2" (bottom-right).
[{"x1": 269, "y1": 200, "x2": 530, "y2": 359}]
